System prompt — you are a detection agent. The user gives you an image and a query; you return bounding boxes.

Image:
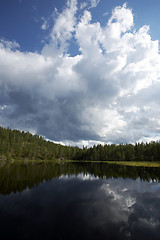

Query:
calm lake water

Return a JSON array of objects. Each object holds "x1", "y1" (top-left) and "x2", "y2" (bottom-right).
[{"x1": 0, "y1": 162, "x2": 160, "y2": 240}]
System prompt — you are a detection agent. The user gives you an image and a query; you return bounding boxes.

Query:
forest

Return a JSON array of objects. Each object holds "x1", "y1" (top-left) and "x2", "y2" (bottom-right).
[{"x1": 0, "y1": 126, "x2": 160, "y2": 162}]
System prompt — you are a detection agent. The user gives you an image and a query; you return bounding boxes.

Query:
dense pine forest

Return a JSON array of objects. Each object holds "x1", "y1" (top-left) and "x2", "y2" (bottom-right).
[
  {"x1": 0, "y1": 126, "x2": 81, "y2": 161},
  {"x1": 0, "y1": 126, "x2": 160, "y2": 162}
]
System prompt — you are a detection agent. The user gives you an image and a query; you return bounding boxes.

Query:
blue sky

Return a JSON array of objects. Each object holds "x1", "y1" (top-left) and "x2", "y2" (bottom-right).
[{"x1": 0, "y1": 0, "x2": 160, "y2": 147}]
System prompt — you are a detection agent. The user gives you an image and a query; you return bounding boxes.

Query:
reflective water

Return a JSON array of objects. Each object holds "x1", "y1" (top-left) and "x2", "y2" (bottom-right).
[{"x1": 0, "y1": 162, "x2": 160, "y2": 240}]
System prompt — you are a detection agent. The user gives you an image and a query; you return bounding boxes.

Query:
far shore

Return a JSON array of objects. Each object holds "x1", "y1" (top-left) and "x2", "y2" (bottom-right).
[
  {"x1": 1, "y1": 159, "x2": 160, "y2": 167},
  {"x1": 67, "y1": 160, "x2": 160, "y2": 167}
]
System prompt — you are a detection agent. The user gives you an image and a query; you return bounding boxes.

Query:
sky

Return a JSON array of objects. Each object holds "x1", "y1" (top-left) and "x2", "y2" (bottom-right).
[{"x1": 0, "y1": 0, "x2": 160, "y2": 147}]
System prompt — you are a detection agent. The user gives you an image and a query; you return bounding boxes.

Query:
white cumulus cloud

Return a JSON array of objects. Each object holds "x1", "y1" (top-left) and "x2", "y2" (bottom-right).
[{"x1": 0, "y1": 1, "x2": 160, "y2": 145}]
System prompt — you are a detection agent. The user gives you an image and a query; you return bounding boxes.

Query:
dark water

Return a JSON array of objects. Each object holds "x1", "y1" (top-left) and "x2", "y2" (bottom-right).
[{"x1": 0, "y1": 162, "x2": 160, "y2": 240}]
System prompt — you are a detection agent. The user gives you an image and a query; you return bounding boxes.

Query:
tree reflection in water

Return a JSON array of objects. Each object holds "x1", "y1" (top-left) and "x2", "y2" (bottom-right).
[{"x1": 0, "y1": 162, "x2": 160, "y2": 194}]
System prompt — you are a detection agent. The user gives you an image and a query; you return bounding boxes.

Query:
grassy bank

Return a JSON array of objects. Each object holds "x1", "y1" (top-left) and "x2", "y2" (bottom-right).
[
  {"x1": 68, "y1": 160, "x2": 160, "y2": 167},
  {"x1": 104, "y1": 161, "x2": 160, "y2": 167},
  {"x1": 1, "y1": 158, "x2": 160, "y2": 167}
]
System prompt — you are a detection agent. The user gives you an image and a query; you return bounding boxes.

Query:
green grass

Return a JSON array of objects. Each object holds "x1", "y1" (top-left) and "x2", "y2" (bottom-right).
[
  {"x1": 66, "y1": 160, "x2": 160, "y2": 167},
  {"x1": 103, "y1": 161, "x2": 160, "y2": 167},
  {"x1": 1, "y1": 158, "x2": 160, "y2": 167}
]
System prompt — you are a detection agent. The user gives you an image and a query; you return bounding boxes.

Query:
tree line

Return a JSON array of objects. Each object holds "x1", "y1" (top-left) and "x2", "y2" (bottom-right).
[{"x1": 0, "y1": 126, "x2": 160, "y2": 162}]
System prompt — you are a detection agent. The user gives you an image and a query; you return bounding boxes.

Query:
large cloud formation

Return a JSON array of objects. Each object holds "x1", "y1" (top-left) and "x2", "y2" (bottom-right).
[{"x1": 0, "y1": 0, "x2": 160, "y2": 146}]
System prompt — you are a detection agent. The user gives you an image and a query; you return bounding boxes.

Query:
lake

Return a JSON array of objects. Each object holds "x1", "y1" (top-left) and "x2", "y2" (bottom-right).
[{"x1": 0, "y1": 162, "x2": 160, "y2": 240}]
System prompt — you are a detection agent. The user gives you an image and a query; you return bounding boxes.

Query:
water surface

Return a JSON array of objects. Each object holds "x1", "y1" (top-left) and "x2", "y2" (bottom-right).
[{"x1": 0, "y1": 162, "x2": 160, "y2": 240}]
